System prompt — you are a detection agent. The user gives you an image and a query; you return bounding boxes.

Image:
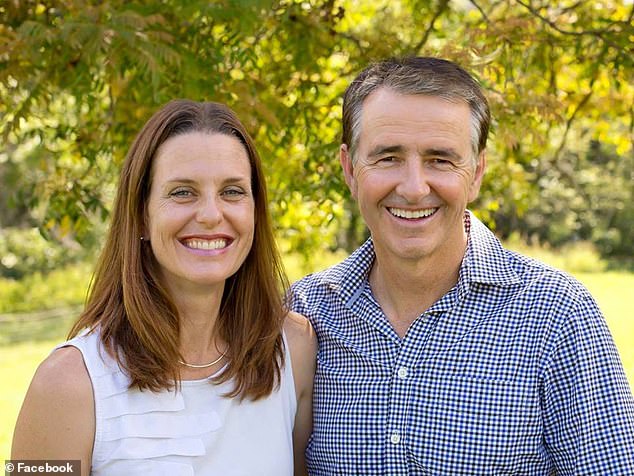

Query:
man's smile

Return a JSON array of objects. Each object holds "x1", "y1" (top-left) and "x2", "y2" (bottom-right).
[{"x1": 387, "y1": 207, "x2": 438, "y2": 219}]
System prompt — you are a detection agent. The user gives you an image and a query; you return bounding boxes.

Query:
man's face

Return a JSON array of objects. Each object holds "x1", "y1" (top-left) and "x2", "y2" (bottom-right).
[{"x1": 341, "y1": 88, "x2": 485, "y2": 266}]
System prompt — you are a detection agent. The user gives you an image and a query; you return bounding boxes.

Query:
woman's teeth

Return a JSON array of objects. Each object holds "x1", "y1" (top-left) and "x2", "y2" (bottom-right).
[{"x1": 184, "y1": 239, "x2": 228, "y2": 250}]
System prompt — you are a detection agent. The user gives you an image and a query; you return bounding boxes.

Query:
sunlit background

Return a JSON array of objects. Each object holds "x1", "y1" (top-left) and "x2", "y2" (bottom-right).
[{"x1": 1, "y1": 0, "x2": 632, "y2": 457}]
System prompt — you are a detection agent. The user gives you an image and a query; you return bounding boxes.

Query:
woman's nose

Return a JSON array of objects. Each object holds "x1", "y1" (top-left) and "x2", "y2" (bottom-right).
[{"x1": 195, "y1": 195, "x2": 222, "y2": 225}]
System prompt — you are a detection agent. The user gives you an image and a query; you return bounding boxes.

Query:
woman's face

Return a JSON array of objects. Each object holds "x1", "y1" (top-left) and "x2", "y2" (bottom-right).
[{"x1": 145, "y1": 131, "x2": 255, "y2": 295}]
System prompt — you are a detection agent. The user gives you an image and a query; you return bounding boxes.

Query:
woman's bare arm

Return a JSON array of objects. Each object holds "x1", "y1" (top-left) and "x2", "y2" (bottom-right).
[
  {"x1": 284, "y1": 311, "x2": 317, "y2": 476},
  {"x1": 12, "y1": 346, "x2": 95, "y2": 476}
]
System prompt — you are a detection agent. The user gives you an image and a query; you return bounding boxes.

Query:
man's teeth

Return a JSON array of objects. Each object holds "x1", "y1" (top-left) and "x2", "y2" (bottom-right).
[
  {"x1": 389, "y1": 207, "x2": 436, "y2": 219},
  {"x1": 185, "y1": 239, "x2": 228, "y2": 250}
]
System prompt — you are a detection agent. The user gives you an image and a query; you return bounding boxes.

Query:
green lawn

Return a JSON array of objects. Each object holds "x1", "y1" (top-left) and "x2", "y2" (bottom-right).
[
  {"x1": 0, "y1": 339, "x2": 60, "y2": 459},
  {"x1": 1, "y1": 272, "x2": 632, "y2": 459},
  {"x1": 575, "y1": 272, "x2": 634, "y2": 390}
]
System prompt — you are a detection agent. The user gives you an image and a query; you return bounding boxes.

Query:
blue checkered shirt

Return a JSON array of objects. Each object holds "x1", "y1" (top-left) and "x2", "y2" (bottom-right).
[{"x1": 290, "y1": 212, "x2": 634, "y2": 475}]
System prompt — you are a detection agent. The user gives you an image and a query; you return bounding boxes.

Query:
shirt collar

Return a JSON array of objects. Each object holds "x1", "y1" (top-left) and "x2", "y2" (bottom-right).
[
  {"x1": 461, "y1": 211, "x2": 521, "y2": 287},
  {"x1": 319, "y1": 210, "x2": 521, "y2": 305},
  {"x1": 320, "y1": 238, "x2": 376, "y2": 307}
]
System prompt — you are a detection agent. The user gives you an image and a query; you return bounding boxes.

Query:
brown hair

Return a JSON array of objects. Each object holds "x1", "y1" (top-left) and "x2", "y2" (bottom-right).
[
  {"x1": 69, "y1": 100, "x2": 288, "y2": 400},
  {"x1": 342, "y1": 56, "x2": 491, "y2": 164}
]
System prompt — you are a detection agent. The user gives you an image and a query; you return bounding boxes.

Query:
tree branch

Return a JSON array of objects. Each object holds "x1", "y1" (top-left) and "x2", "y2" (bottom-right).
[
  {"x1": 513, "y1": 0, "x2": 621, "y2": 50},
  {"x1": 552, "y1": 87, "x2": 594, "y2": 161},
  {"x1": 414, "y1": 0, "x2": 450, "y2": 52},
  {"x1": 552, "y1": 45, "x2": 608, "y2": 162},
  {"x1": 468, "y1": 0, "x2": 492, "y2": 25}
]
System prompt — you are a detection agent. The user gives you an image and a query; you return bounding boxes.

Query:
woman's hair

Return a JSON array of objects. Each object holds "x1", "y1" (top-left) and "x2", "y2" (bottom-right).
[{"x1": 69, "y1": 99, "x2": 288, "y2": 400}]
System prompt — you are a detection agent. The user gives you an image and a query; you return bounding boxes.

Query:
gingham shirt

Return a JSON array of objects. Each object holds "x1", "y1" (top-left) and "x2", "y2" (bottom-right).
[{"x1": 291, "y1": 212, "x2": 634, "y2": 475}]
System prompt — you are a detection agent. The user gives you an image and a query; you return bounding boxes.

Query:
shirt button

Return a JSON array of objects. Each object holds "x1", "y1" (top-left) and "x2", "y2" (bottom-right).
[
  {"x1": 397, "y1": 367, "x2": 408, "y2": 379},
  {"x1": 390, "y1": 431, "x2": 401, "y2": 444}
]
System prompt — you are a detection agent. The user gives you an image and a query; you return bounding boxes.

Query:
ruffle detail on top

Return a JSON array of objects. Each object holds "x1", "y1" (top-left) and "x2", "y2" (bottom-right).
[{"x1": 57, "y1": 330, "x2": 221, "y2": 476}]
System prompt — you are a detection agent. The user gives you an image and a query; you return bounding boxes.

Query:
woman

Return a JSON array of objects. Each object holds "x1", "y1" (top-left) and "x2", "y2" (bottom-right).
[{"x1": 12, "y1": 100, "x2": 316, "y2": 475}]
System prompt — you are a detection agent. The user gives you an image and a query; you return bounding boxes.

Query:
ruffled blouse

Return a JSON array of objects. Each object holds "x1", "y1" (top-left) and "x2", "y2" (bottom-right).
[{"x1": 57, "y1": 330, "x2": 296, "y2": 475}]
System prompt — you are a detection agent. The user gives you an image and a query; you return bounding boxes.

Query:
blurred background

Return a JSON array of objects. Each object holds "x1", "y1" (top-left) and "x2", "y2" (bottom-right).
[{"x1": 1, "y1": 0, "x2": 633, "y2": 457}]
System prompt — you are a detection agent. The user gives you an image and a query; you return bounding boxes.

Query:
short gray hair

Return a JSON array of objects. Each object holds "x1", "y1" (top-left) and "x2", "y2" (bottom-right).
[{"x1": 342, "y1": 57, "x2": 490, "y2": 164}]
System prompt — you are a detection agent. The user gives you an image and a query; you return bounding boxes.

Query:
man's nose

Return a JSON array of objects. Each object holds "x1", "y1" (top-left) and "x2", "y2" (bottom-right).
[{"x1": 396, "y1": 160, "x2": 431, "y2": 200}]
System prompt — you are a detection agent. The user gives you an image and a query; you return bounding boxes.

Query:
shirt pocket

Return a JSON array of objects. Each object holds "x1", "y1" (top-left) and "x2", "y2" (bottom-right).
[{"x1": 407, "y1": 375, "x2": 543, "y2": 474}]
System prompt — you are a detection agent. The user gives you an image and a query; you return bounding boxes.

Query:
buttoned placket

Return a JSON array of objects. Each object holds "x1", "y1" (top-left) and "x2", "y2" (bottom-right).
[
  {"x1": 343, "y1": 264, "x2": 462, "y2": 474},
  {"x1": 384, "y1": 345, "x2": 410, "y2": 474},
  {"x1": 382, "y1": 309, "x2": 448, "y2": 474}
]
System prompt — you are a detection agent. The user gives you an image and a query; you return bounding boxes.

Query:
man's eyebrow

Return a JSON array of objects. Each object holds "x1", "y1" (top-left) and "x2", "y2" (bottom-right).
[
  {"x1": 367, "y1": 145, "x2": 464, "y2": 161},
  {"x1": 367, "y1": 144, "x2": 405, "y2": 158},
  {"x1": 421, "y1": 148, "x2": 462, "y2": 160}
]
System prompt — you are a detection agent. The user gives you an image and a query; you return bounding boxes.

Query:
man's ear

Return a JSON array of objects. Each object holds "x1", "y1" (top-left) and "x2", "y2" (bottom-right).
[
  {"x1": 468, "y1": 151, "x2": 487, "y2": 203},
  {"x1": 340, "y1": 144, "x2": 357, "y2": 200}
]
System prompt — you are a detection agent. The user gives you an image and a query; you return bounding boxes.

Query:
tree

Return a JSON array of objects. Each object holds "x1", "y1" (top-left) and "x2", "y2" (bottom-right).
[{"x1": 1, "y1": 0, "x2": 633, "y2": 273}]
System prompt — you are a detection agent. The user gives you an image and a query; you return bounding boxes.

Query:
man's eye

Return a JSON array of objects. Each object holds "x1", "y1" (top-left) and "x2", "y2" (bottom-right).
[{"x1": 378, "y1": 156, "x2": 396, "y2": 163}]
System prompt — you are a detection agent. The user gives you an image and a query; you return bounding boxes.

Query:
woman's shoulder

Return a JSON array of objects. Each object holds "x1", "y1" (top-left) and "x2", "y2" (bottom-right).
[
  {"x1": 283, "y1": 311, "x2": 317, "y2": 354},
  {"x1": 12, "y1": 346, "x2": 94, "y2": 463},
  {"x1": 33, "y1": 346, "x2": 93, "y2": 403},
  {"x1": 283, "y1": 311, "x2": 316, "y2": 393}
]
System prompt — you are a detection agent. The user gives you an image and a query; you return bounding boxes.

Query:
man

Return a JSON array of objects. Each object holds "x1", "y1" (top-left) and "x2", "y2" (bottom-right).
[{"x1": 290, "y1": 57, "x2": 634, "y2": 475}]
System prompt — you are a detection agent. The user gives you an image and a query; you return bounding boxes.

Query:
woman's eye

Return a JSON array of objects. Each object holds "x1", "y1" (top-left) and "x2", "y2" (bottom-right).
[
  {"x1": 223, "y1": 187, "x2": 246, "y2": 198},
  {"x1": 169, "y1": 188, "x2": 193, "y2": 198}
]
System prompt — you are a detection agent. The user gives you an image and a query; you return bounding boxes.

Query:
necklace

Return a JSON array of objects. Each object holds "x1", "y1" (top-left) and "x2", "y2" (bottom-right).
[{"x1": 178, "y1": 352, "x2": 226, "y2": 369}]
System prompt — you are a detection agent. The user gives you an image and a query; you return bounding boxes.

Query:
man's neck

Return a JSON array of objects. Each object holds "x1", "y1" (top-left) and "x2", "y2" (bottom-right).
[{"x1": 369, "y1": 244, "x2": 466, "y2": 338}]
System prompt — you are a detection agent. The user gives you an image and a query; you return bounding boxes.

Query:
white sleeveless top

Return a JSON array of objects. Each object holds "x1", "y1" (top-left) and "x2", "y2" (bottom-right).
[{"x1": 57, "y1": 330, "x2": 296, "y2": 476}]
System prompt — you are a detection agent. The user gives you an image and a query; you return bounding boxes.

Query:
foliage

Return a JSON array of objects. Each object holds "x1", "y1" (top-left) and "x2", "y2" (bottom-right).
[
  {"x1": 505, "y1": 234, "x2": 608, "y2": 274},
  {"x1": 1, "y1": 0, "x2": 633, "y2": 267},
  {"x1": 512, "y1": 141, "x2": 634, "y2": 260},
  {"x1": 282, "y1": 241, "x2": 349, "y2": 281},
  {"x1": 0, "y1": 227, "x2": 92, "y2": 278},
  {"x1": 0, "y1": 261, "x2": 91, "y2": 313}
]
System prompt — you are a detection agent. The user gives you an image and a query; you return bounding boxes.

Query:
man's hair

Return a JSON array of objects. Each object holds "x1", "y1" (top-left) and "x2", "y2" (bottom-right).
[
  {"x1": 70, "y1": 99, "x2": 288, "y2": 400},
  {"x1": 342, "y1": 56, "x2": 491, "y2": 163}
]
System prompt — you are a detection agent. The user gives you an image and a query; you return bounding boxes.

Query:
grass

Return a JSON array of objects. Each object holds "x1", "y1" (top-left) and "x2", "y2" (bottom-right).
[
  {"x1": 574, "y1": 272, "x2": 634, "y2": 390},
  {"x1": 1, "y1": 255, "x2": 632, "y2": 459},
  {"x1": 0, "y1": 339, "x2": 61, "y2": 459}
]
